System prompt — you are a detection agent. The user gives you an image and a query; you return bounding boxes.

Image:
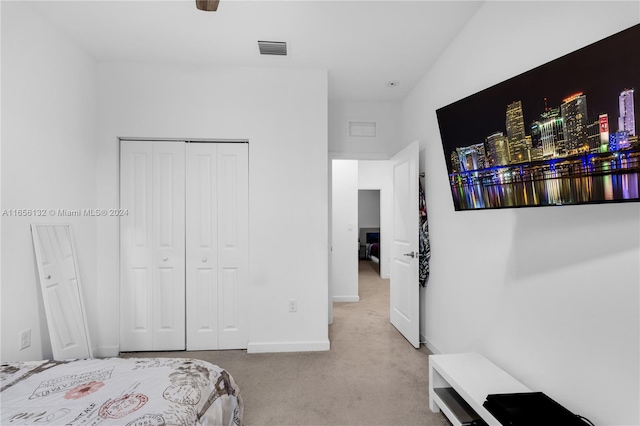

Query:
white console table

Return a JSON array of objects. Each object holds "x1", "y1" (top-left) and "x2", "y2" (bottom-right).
[{"x1": 429, "y1": 352, "x2": 531, "y2": 426}]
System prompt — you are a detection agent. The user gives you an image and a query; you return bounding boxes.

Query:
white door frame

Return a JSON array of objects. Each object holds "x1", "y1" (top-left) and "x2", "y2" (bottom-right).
[
  {"x1": 327, "y1": 151, "x2": 397, "y2": 326},
  {"x1": 328, "y1": 146, "x2": 421, "y2": 347}
]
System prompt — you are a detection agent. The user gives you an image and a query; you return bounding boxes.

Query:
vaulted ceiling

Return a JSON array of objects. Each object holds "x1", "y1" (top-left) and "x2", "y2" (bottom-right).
[{"x1": 28, "y1": 0, "x2": 482, "y2": 102}]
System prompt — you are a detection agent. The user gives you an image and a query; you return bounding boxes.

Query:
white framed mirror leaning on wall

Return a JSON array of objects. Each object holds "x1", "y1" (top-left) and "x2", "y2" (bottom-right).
[{"x1": 31, "y1": 224, "x2": 92, "y2": 360}]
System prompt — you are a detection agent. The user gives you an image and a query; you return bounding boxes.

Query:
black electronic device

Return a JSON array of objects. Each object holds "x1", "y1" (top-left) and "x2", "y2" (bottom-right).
[{"x1": 483, "y1": 392, "x2": 587, "y2": 426}]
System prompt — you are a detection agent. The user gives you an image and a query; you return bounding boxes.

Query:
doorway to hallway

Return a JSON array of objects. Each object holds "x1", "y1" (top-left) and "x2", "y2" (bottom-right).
[{"x1": 358, "y1": 189, "x2": 382, "y2": 278}]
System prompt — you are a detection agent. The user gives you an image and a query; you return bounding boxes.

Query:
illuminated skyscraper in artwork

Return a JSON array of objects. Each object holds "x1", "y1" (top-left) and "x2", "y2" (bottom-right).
[
  {"x1": 456, "y1": 143, "x2": 487, "y2": 172},
  {"x1": 505, "y1": 101, "x2": 528, "y2": 163},
  {"x1": 561, "y1": 92, "x2": 588, "y2": 154},
  {"x1": 609, "y1": 131, "x2": 630, "y2": 151},
  {"x1": 599, "y1": 114, "x2": 610, "y2": 152},
  {"x1": 587, "y1": 119, "x2": 605, "y2": 153},
  {"x1": 450, "y1": 151, "x2": 461, "y2": 173},
  {"x1": 485, "y1": 132, "x2": 510, "y2": 166},
  {"x1": 532, "y1": 107, "x2": 564, "y2": 158},
  {"x1": 618, "y1": 89, "x2": 636, "y2": 136}
]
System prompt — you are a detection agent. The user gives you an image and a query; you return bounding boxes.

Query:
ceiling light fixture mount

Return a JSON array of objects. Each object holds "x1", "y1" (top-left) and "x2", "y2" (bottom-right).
[{"x1": 195, "y1": 0, "x2": 220, "y2": 12}]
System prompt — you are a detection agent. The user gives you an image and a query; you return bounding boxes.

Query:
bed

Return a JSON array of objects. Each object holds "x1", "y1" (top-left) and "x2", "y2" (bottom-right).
[
  {"x1": 364, "y1": 231, "x2": 380, "y2": 264},
  {"x1": 0, "y1": 357, "x2": 242, "y2": 426}
]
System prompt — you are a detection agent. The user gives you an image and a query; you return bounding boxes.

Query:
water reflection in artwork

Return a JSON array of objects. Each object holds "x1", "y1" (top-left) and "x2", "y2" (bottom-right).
[{"x1": 452, "y1": 169, "x2": 639, "y2": 210}]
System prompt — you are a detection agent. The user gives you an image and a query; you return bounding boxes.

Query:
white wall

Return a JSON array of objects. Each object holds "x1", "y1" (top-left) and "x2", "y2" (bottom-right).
[
  {"x1": 358, "y1": 191, "x2": 380, "y2": 229},
  {"x1": 1, "y1": 2, "x2": 99, "y2": 361},
  {"x1": 329, "y1": 101, "x2": 402, "y2": 159},
  {"x1": 358, "y1": 161, "x2": 392, "y2": 279},
  {"x1": 331, "y1": 160, "x2": 359, "y2": 302},
  {"x1": 402, "y1": 2, "x2": 640, "y2": 425},
  {"x1": 95, "y1": 63, "x2": 329, "y2": 354}
]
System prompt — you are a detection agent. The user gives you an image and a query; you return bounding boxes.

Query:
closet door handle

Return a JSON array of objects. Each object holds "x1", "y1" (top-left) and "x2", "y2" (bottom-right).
[
  {"x1": 162, "y1": 257, "x2": 168, "y2": 262},
  {"x1": 403, "y1": 251, "x2": 416, "y2": 258},
  {"x1": 202, "y1": 258, "x2": 207, "y2": 263},
  {"x1": 45, "y1": 275, "x2": 51, "y2": 279}
]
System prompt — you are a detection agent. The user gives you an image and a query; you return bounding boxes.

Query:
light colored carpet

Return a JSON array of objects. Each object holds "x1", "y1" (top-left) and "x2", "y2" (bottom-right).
[{"x1": 123, "y1": 261, "x2": 451, "y2": 426}]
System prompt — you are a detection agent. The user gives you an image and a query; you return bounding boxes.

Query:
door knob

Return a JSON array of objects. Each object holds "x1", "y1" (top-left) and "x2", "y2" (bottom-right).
[
  {"x1": 162, "y1": 257, "x2": 168, "y2": 262},
  {"x1": 403, "y1": 251, "x2": 416, "y2": 258},
  {"x1": 45, "y1": 275, "x2": 51, "y2": 279},
  {"x1": 202, "y1": 258, "x2": 207, "y2": 263}
]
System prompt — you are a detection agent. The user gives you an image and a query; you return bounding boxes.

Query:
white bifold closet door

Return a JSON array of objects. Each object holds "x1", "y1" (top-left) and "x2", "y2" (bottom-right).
[
  {"x1": 185, "y1": 143, "x2": 248, "y2": 350},
  {"x1": 120, "y1": 140, "x2": 248, "y2": 352},
  {"x1": 120, "y1": 141, "x2": 185, "y2": 351}
]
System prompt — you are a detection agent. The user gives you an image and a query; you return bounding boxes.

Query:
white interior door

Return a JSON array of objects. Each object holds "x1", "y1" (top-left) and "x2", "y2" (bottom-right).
[
  {"x1": 215, "y1": 143, "x2": 249, "y2": 349},
  {"x1": 32, "y1": 225, "x2": 93, "y2": 360},
  {"x1": 186, "y1": 143, "x2": 219, "y2": 350},
  {"x1": 186, "y1": 143, "x2": 248, "y2": 350},
  {"x1": 152, "y1": 142, "x2": 186, "y2": 350},
  {"x1": 120, "y1": 141, "x2": 186, "y2": 351},
  {"x1": 390, "y1": 141, "x2": 420, "y2": 348},
  {"x1": 120, "y1": 141, "x2": 153, "y2": 351}
]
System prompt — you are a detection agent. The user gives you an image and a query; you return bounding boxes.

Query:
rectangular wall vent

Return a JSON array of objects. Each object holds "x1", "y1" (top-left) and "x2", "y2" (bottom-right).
[
  {"x1": 258, "y1": 41, "x2": 287, "y2": 56},
  {"x1": 348, "y1": 121, "x2": 377, "y2": 138}
]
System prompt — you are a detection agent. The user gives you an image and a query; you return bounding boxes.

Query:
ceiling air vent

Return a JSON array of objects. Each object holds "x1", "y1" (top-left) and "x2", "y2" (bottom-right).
[
  {"x1": 348, "y1": 121, "x2": 377, "y2": 138},
  {"x1": 258, "y1": 41, "x2": 287, "y2": 56}
]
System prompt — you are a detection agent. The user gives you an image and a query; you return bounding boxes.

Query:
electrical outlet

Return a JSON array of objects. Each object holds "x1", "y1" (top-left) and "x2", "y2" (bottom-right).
[
  {"x1": 288, "y1": 299, "x2": 297, "y2": 313},
  {"x1": 20, "y1": 329, "x2": 31, "y2": 350}
]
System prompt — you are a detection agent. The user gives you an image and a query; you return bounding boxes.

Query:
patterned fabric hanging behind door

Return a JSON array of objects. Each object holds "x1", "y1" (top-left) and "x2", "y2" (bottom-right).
[{"x1": 419, "y1": 178, "x2": 431, "y2": 287}]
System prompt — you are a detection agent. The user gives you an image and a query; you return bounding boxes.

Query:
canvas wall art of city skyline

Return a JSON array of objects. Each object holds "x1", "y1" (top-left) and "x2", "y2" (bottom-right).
[{"x1": 436, "y1": 23, "x2": 639, "y2": 211}]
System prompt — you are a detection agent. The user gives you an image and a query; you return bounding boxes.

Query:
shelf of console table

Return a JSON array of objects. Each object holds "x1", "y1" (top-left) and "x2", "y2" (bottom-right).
[{"x1": 429, "y1": 352, "x2": 532, "y2": 426}]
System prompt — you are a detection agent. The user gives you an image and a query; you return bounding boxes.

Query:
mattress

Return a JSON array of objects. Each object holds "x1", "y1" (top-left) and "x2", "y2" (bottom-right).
[{"x1": 0, "y1": 357, "x2": 242, "y2": 426}]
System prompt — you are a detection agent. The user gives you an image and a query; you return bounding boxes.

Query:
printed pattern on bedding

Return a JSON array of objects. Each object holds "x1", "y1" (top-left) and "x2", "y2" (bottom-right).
[{"x1": 0, "y1": 357, "x2": 242, "y2": 426}]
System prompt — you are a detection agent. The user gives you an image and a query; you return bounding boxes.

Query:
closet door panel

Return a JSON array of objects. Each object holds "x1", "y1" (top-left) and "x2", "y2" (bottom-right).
[
  {"x1": 220, "y1": 267, "x2": 239, "y2": 333},
  {"x1": 120, "y1": 142, "x2": 154, "y2": 351},
  {"x1": 186, "y1": 144, "x2": 219, "y2": 350},
  {"x1": 123, "y1": 141, "x2": 248, "y2": 352},
  {"x1": 152, "y1": 142, "x2": 186, "y2": 351},
  {"x1": 217, "y1": 144, "x2": 249, "y2": 349},
  {"x1": 132, "y1": 268, "x2": 150, "y2": 331}
]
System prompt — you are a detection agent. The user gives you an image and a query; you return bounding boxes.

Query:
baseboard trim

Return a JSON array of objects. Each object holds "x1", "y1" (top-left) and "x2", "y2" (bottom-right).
[
  {"x1": 94, "y1": 345, "x2": 119, "y2": 358},
  {"x1": 421, "y1": 335, "x2": 441, "y2": 354},
  {"x1": 247, "y1": 340, "x2": 330, "y2": 354},
  {"x1": 332, "y1": 296, "x2": 360, "y2": 302}
]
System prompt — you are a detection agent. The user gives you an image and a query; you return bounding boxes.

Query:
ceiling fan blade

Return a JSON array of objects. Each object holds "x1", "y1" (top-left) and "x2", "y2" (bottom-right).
[{"x1": 196, "y1": 0, "x2": 220, "y2": 12}]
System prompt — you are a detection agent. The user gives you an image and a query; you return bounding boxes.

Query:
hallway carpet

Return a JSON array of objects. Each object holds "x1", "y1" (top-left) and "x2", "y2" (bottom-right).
[{"x1": 123, "y1": 261, "x2": 450, "y2": 426}]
